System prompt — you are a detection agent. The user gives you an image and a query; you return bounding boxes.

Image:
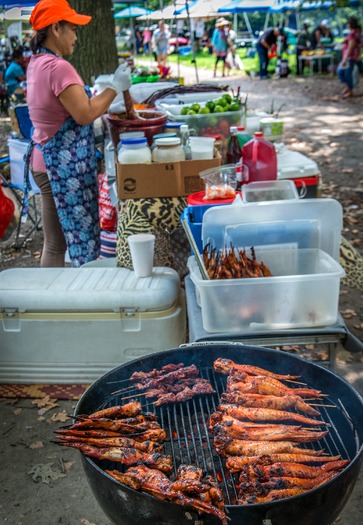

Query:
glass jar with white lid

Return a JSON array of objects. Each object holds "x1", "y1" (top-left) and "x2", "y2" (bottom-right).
[
  {"x1": 152, "y1": 137, "x2": 186, "y2": 163},
  {"x1": 117, "y1": 137, "x2": 152, "y2": 164}
]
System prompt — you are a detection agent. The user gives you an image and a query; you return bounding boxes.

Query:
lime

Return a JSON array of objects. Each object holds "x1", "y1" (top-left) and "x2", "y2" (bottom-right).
[
  {"x1": 213, "y1": 105, "x2": 224, "y2": 113},
  {"x1": 216, "y1": 98, "x2": 228, "y2": 107},
  {"x1": 191, "y1": 103, "x2": 200, "y2": 112},
  {"x1": 199, "y1": 107, "x2": 210, "y2": 114},
  {"x1": 205, "y1": 100, "x2": 215, "y2": 112},
  {"x1": 229, "y1": 102, "x2": 241, "y2": 112},
  {"x1": 222, "y1": 93, "x2": 232, "y2": 103},
  {"x1": 187, "y1": 110, "x2": 196, "y2": 115},
  {"x1": 181, "y1": 106, "x2": 190, "y2": 115}
]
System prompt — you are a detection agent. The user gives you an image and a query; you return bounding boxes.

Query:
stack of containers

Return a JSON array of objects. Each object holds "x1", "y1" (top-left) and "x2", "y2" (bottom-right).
[{"x1": 187, "y1": 198, "x2": 345, "y2": 333}]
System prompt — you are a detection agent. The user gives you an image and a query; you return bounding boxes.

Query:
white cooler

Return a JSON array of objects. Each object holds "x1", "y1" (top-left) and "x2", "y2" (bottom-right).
[{"x1": 0, "y1": 267, "x2": 186, "y2": 384}]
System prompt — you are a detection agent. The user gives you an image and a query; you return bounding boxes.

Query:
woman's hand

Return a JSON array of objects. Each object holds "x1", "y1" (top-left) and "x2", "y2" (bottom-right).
[{"x1": 109, "y1": 62, "x2": 132, "y2": 94}]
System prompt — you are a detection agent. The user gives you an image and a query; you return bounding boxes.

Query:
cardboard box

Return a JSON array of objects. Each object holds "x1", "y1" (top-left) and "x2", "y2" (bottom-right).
[{"x1": 116, "y1": 156, "x2": 221, "y2": 199}]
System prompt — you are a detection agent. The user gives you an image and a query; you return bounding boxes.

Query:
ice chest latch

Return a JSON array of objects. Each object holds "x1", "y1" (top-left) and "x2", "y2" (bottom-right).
[{"x1": 1, "y1": 308, "x2": 20, "y2": 332}]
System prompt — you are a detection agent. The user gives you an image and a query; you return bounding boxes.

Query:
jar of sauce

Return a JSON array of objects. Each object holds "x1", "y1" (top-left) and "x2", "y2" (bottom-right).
[
  {"x1": 152, "y1": 137, "x2": 186, "y2": 163},
  {"x1": 118, "y1": 137, "x2": 151, "y2": 164}
]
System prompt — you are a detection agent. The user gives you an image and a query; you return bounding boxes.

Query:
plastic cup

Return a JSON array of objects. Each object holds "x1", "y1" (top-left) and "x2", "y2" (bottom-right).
[
  {"x1": 127, "y1": 234, "x2": 155, "y2": 278},
  {"x1": 189, "y1": 137, "x2": 215, "y2": 160}
]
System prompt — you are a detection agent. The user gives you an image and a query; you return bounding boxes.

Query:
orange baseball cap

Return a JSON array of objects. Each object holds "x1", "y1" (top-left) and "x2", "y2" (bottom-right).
[{"x1": 30, "y1": 0, "x2": 92, "y2": 31}]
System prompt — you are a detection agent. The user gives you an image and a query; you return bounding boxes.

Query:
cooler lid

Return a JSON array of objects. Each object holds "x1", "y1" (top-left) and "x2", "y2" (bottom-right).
[
  {"x1": 202, "y1": 198, "x2": 342, "y2": 261},
  {"x1": 0, "y1": 267, "x2": 180, "y2": 313},
  {"x1": 276, "y1": 145, "x2": 319, "y2": 180}
]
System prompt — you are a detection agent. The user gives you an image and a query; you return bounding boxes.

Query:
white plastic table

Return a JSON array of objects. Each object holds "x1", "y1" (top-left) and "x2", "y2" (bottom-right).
[{"x1": 298, "y1": 53, "x2": 334, "y2": 76}]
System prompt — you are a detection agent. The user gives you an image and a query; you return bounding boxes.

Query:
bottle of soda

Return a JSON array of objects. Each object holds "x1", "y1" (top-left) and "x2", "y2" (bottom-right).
[
  {"x1": 227, "y1": 126, "x2": 243, "y2": 189},
  {"x1": 236, "y1": 126, "x2": 252, "y2": 148}
]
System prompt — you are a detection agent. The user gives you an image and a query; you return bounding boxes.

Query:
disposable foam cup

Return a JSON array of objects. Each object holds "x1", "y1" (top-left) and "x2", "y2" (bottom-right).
[
  {"x1": 190, "y1": 137, "x2": 215, "y2": 160},
  {"x1": 127, "y1": 233, "x2": 155, "y2": 278}
]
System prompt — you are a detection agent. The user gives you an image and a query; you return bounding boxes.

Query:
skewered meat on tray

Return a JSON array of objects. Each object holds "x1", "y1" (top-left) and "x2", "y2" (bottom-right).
[
  {"x1": 203, "y1": 244, "x2": 273, "y2": 280},
  {"x1": 106, "y1": 465, "x2": 228, "y2": 525}
]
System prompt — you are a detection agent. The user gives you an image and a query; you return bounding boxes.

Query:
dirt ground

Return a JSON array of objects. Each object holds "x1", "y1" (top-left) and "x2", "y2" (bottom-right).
[{"x1": 0, "y1": 67, "x2": 362, "y2": 524}]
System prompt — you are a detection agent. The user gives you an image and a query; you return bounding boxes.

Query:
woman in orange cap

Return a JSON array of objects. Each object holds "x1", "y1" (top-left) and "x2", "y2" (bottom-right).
[{"x1": 26, "y1": 0, "x2": 131, "y2": 267}]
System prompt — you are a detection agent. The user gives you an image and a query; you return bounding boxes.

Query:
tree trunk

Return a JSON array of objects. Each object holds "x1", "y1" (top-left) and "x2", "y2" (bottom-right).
[{"x1": 68, "y1": 0, "x2": 118, "y2": 85}]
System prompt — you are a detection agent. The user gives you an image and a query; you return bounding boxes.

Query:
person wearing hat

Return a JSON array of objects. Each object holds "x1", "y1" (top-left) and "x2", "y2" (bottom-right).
[
  {"x1": 26, "y1": 0, "x2": 131, "y2": 268},
  {"x1": 256, "y1": 26, "x2": 287, "y2": 79},
  {"x1": 310, "y1": 19, "x2": 333, "y2": 50},
  {"x1": 211, "y1": 18, "x2": 230, "y2": 77},
  {"x1": 296, "y1": 19, "x2": 312, "y2": 75}
]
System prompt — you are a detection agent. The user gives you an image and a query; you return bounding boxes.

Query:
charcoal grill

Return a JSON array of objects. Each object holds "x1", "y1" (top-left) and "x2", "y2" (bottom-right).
[{"x1": 75, "y1": 343, "x2": 363, "y2": 525}]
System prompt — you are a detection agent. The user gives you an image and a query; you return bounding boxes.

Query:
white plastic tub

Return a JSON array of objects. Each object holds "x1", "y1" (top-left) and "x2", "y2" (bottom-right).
[
  {"x1": 188, "y1": 248, "x2": 345, "y2": 333},
  {"x1": 242, "y1": 180, "x2": 299, "y2": 202}
]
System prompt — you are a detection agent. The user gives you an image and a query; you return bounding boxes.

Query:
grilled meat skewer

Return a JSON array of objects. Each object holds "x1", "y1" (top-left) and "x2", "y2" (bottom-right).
[
  {"x1": 56, "y1": 443, "x2": 173, "y2": 473},
  {"x1": 226, "y1": 453, "x2": 344, "y2": 472},
  {"x1": 214, "y1": 436, "x2": 325, "y2": 457},
  {"x1": 220, "y1": 392, "x2": 320, "y2": 417},
  {"x1": 214, "y1": 358, "x2": 300, "y2": 380},
  {"x1": 227, "y1": 375, "x2": 323, "y2": 399},
  {"x1": 218, "y1": 404, "x2": 327, "y2": 426}
]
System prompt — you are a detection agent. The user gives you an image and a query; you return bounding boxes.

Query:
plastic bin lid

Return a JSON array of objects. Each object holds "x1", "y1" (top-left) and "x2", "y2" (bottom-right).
[
  {"x1": 276, "y1": 145, "x2": 319, "y2": 180},
  {"x1": 202, "y1": 198, "x2": 342, "y2": 262},
  {"x1": 187, "y1": 191, "x2": 241, "y2": 206}
]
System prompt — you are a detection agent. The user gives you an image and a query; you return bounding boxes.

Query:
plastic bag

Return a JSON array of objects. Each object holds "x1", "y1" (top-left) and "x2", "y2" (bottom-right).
[
  {"x1": 97, "y1": 173, "x2": 118, "y2": 232},
  {"x1": 0, "y1": 183, "x2": 15, "y2": 239}
]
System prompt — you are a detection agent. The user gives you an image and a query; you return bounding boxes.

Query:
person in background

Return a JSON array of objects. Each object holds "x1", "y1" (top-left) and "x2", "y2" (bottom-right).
[
  {"x1": 4, "y1": 47, "x2": 26, "y2": 96},
  {"x1": 256, "y1": 26, "x2": 286, "y2": 79},
  {"x1": 211, "y1": 17, "x2": 229, "y2": 77},
  {"x1": 296, "y1": 19, "x2": 312, "y2": 75},
  {"x1": 26, "y1": 0, "x2": 131, "y2": 268},
  {"x1": 143, "y1": 25, "x2": 152, "y2": 55},
  {"x1": 153, "y1": 20, "x2": 171, "y2": 76},
  {"x1": 134, "y1": 23, "x2": 143, "y2": 55},
  {"x1": 310, "y1": 19, "x2": 333, "y2": 50},
  {"x1": 338, "y1": 16, "x2": 362, "y2": 98},
  {"x1": 153, "y1": 20, "x2": 169, "y2": 66}
]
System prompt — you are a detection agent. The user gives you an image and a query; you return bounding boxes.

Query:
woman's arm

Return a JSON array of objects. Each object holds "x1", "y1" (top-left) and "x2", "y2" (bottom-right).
[
  {"x1": 342, "y1": 38, "x2": 355, "y2": 64},
  {"x1": 59, "y1": 84, "x2": 117, "y2": 126}
]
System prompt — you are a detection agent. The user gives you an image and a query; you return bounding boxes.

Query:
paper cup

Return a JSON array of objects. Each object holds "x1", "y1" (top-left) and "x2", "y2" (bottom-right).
[{"x1": 127, "y1": 234, "x2": 155, "y2": 278}]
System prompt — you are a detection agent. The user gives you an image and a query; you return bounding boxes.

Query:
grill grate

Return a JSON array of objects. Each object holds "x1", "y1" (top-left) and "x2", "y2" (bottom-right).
[{"x1": 93, "y1": 364, "x2": 357, "y2": 507}]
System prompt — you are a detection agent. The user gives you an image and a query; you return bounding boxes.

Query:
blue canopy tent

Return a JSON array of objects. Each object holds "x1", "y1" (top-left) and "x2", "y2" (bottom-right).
[
  {"x1": 218, "y1": 0, "x2": 275, "y2": 35},
  {"x1": 114, "y1": 6, "x2": 153, "y2": 18}
]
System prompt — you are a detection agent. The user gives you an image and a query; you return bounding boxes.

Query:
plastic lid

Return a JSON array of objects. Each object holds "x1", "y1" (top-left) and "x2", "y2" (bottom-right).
[
  {"x1": 180, "y1": 124, "x2": 189, "y2": 132},
  {"x1": 237, "y1": 126, "x2": 246, "y2": 131},
  {"x1": 254, "y1": 131, "x2": 264, "y2": 138},
  {"x1": 154, "y1": 137, "x2": 181, "y2": 146},
  {"x1": 165, "y1": 122, "x2": 186, "y2": 129},
  {"x1": 121, "y1": 137, "x2": 148, "y2": 145},
  {"x1": 187, "y1": 191, "x2": 240, "y2": 206},
  {"x1": 119, "y1": 131, "x2": 145, "y2": 139},
  {"x1": 153, "y1": 132, "x2": 177, "y2": 140},
  {"x1": 230, "y1": 126, "x2": 237, "y2": 133}
]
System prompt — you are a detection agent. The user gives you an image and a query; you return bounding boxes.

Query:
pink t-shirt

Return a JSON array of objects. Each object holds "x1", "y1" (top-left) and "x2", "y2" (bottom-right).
[{"x1": 26, "y1": 54, "x2": 84, "y2": 172}]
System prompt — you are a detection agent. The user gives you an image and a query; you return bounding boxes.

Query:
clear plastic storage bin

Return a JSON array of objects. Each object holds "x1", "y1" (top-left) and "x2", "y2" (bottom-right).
[{"x1": 188, "y1": 248, "x2": 345, "y2": 333}]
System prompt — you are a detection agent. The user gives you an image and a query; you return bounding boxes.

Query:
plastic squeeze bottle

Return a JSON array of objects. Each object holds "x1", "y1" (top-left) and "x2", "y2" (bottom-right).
[{"x1": 242, "y1": 131, "x2": 277, "y2": 182}]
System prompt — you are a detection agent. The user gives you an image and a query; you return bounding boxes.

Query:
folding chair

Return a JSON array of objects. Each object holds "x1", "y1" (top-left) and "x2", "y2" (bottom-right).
[{"x1": 0, "y1": 104, "x2": 42, "y2": 248}]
